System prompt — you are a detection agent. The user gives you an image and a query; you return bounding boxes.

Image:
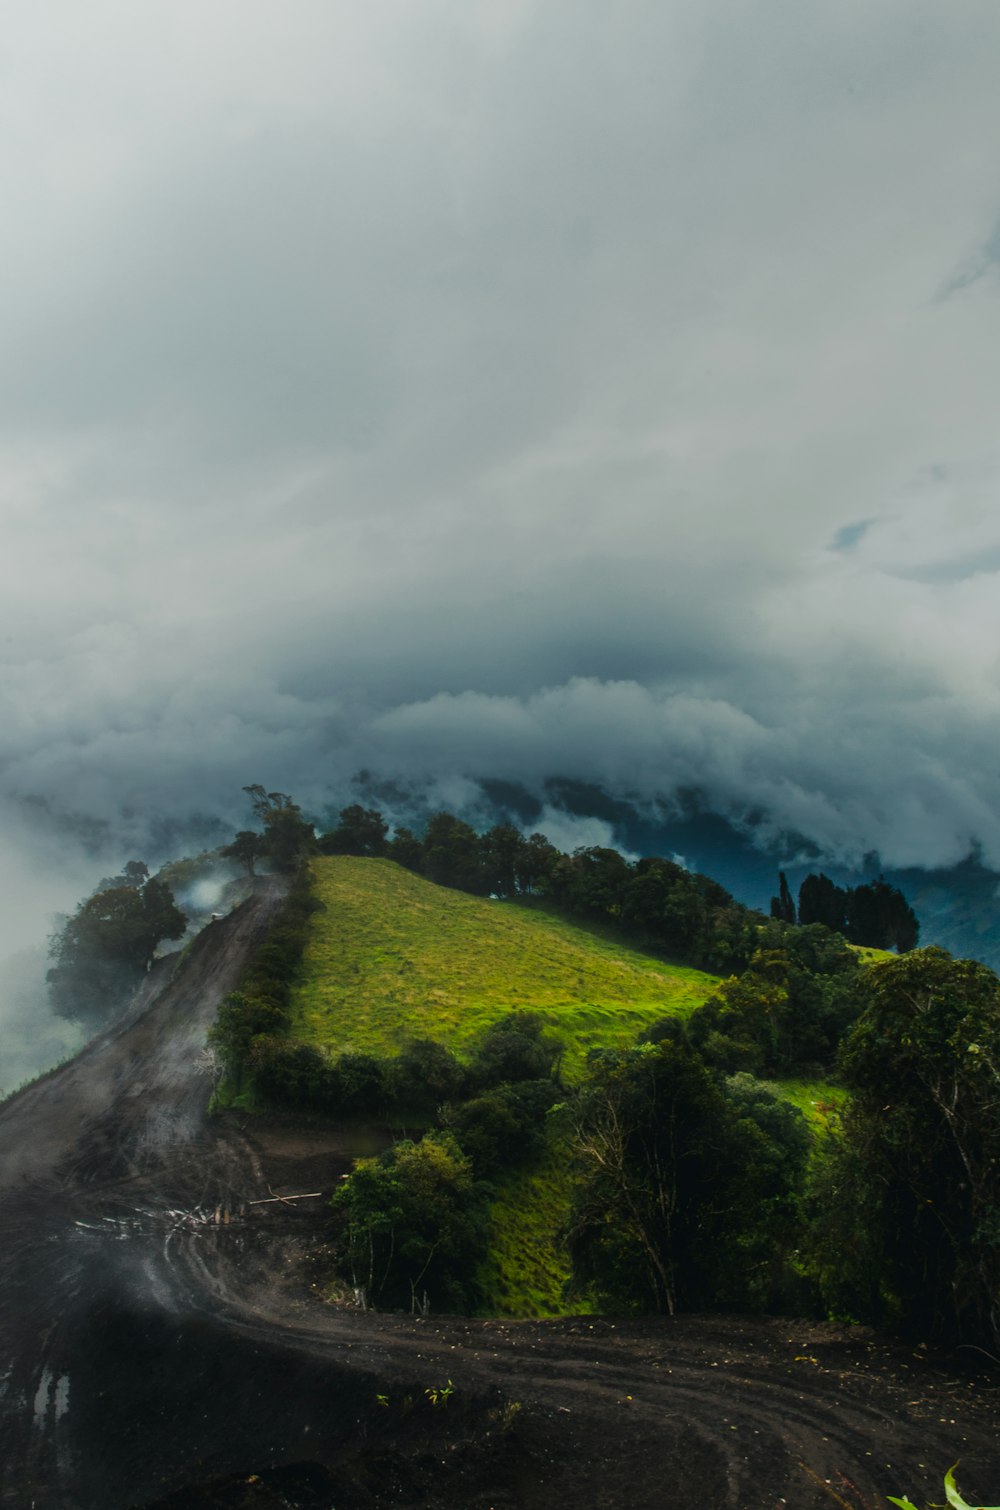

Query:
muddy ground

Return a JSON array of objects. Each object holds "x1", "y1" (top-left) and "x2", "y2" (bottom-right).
[{"x1": 0, "y1": 881, "x2": 996, "y2": 1510}]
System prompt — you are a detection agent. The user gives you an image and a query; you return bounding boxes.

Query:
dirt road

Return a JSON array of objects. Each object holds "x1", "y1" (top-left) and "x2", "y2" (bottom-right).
[{"x1": 0, "y1": 884, "x2": 997, "y2": 1510}]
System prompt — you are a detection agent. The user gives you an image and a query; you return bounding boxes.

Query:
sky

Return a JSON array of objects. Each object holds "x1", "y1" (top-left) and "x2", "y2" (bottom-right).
[{"x1": 3, "y1": 0, "x2": 1000, "y2": 957}]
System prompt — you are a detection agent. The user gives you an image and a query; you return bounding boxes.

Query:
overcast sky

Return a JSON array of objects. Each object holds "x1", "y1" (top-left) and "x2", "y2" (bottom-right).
[{"x1": 3, "y1": 0, "x2": 1000, "y2": 944}]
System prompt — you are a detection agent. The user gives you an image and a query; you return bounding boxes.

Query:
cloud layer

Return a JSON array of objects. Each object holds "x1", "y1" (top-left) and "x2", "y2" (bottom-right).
[{"x1": 3, "y1": 0, "x2": 1000, "y2": 937}]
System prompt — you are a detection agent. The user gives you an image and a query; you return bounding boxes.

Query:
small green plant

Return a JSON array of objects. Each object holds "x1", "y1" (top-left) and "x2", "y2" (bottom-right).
[
  {"x1": 496, "y1": 1398, "x2": 521, "y2": 1430},
  {"x1": 888, "y1": 1464, "x2": 1000, "y2": 1510},
  {"x1": 374, "y1": 1393, "x2": 389, "y2": 1408},
  {"x1": 424, "y1": 1378, "x2": 455, "y2": 1408}
]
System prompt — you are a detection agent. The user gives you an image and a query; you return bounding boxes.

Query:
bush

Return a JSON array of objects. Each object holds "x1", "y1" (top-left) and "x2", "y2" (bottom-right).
[
  {"x1": 469, "y1": 1012, "x2": 562, "y2": 1088},
  {"x1": 385, "y1": 1039, "x2": 467, "y2": 1117},
  {"x1": 331, "y1": 1134, "x2": 487, "y2": 1312},
  {"x1": 442, "y1": 1078, "x2": 557, "y2": 1178}
]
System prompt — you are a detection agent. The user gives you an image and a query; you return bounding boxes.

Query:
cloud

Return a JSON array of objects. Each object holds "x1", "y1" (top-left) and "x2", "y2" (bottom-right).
[
  {"x1": 829, "y1": 520, "x2": 876, "y2": 553},
  {"x1": 1, "y1": 0, "x2": 1000, "y2": 946}
]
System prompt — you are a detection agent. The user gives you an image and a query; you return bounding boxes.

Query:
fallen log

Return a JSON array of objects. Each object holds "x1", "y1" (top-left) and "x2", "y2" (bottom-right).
[{"x1": 247, "y1": 1190, "x2": 323, "y2": 1207}]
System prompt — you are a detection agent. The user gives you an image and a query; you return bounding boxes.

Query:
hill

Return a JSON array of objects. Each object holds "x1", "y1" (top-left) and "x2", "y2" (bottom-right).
[
  {"x1": 3, "y1": 880, "x2": 997, "y2": 1510},
  {"x1": 288, "y1": 857, "x2": 721, "y2": 1078},
  {"x1": 282, "y1": 858, "x2": 725, "y2": 1315}
]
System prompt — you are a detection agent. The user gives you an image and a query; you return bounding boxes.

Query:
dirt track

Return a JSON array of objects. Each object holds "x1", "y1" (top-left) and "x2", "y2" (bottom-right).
[{"x1": 0, "y1": 885, "x2": 997, "y2": 1510}]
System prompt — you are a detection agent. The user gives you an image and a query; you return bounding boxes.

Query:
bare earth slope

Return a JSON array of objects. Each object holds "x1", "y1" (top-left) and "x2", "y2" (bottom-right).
[{"x1": 0, "y1": 882, "x2": 997, "y2": 1510}]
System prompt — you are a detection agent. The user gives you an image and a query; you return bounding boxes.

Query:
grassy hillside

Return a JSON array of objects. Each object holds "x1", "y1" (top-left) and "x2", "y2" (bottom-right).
[
  {"x1": 289, "y1": 857, "x2": 721, "y2": 1078},
  {"x1": 286, "y1": 858, "x2": 845, "y2": 1318},
  {"x1": 478, "y1": 1140, "x2": 592, "y2": 1317}
]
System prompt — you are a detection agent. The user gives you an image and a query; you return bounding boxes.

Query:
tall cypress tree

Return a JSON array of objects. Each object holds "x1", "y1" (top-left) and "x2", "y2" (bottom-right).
[{"x1": 769, "y1": 871, "x2": 796, "y2": 923}]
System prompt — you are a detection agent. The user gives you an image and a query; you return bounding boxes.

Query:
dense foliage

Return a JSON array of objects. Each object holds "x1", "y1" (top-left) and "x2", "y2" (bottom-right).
[
  {"x1": 325, "y1": 1014, "x2": 563, "y2": 1310},
  {"x1": 686, "y1": 921, "x2": 864, "y2": 1077},
  {"x1": 565, "y1": 1042, "x2": 810, "y2": 1315},
  {"x1": 809, "y1": 947, "x2": 1000, "y2": 1346},
  {"x1": 208, "y1": 866, "x2": 323, "y2": 1097},
  {"x1": 576, "y1": 945, "x2": 1000, "y2": 1344},
  {"x1": 331, "y1": 1134, "x2": 488, "y2": 1312}
]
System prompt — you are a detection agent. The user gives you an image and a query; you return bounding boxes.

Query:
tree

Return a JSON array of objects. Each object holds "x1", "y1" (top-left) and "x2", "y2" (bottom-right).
[
  {"x1": 264, "y1": 805, "x2": 316, "y2": 871},
  {"x1": 250, "y1": 1037, "x2": 333, "y2": 1106},
  {"x1": 480, "y1": 824, "x2": 527, "y2": 898},
  {"x1": 97, "y1": 859, "x2": 150, "y2": 892},
  {"x1": 319, "y1": 805, "x2": 388, "y2": 858},
  {"x1": 769, "y1": 871, "x2": 796, "y2": 924},
  {"x1": 689, "y1": 930, "x2": 864, "y2": 1077},
  {"x1": 812, "y1": 947, "x2": 1000, "y2": 1345},
  {"x1": 221, "y1": 830, "x2": 265, "y2": 877},
  {"x1": 386, "y1": 1038, "x2": 466, "y2": 1116},
  {"x1": 442, "y1": 1078, "x2": 556, "y2": 1178},
  {"x1": 48, "y1": 877, "x2": 186, "y2": 1026},
  {"x1": 658, "y1": 874, "x2": 710, "y2": 958},
  {"x1": 798, "y1": 873, "x2": 848, "y2": 932},
  {"x1": 797, "y1": 872, "x2": 919, "y2": 952},
  {"x1": 687, "y1": 956, "x2": 791, "y2": 1076},
  {"x1": 566, "y1": 1041, "x2": 807, "y2": 1314},
  {"x1": 517, "y1": 832, "x2": 560, "y2": 894},
  {"x1": 242, "y1": 784, "x2": 293, "y2": 820},
  {"x1": 208, "y1": 990, "x2": 288, "y2": 1086},
  {"x1": 386, "y1": 825, "x2": 424, "y2": 872},
  {"x1": 240, "y1": 785, "x2": 316, "y2": 872},
  {"x1": 141, "y1": 877, "x2": 187, "y2": 948},
  {"x1": 844, "y1": 878, "x2": 919, "y2": 952},
  {"x1": 422, "y1": 813, "x2": 486, "y2": 893},
  {"x1": 334, "y1": 1053, "x2": 387, "y2": 1115},
  {"x1": 552, "y1": 846, "x2": 631, "y2": 919},
  {"x1": 620, "y1": 858, "x2": 680, "y2": 943},
  {"x1": 469, "y1": 1011, "x2": 562, "y2": 1088},
  {"x1": 331, "y1": 1134, "x2": 487, "y2": 1311},
  {"x1": 721, "y1": 1071, "x2": 812, "y2": 1308}
]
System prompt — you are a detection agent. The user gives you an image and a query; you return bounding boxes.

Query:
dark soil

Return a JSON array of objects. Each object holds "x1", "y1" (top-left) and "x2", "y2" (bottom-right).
[{"x1": 1, "y1": 881, "x2": 997, "y2": 1510}]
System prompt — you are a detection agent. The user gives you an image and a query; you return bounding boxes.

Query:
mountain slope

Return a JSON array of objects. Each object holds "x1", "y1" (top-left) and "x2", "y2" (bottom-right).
[{"x1": 289, "y1": 857, "x2": 720, "y2": 1076}]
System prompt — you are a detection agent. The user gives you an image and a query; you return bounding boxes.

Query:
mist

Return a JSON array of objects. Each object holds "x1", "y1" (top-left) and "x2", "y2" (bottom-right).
[{"x1": 3, "y1": 2, "x2": 1000, "y2": 985}]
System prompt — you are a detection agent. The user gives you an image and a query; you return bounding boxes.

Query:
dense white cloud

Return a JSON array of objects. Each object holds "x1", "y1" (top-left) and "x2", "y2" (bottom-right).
[{"x1": 2, "y1": 0, "x2": 1000, "y2": 937}]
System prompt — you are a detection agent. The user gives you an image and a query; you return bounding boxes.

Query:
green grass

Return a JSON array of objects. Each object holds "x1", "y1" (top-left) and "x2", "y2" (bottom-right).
[
  {"x1": 772, "y1": 1077, "x2": 847, "y2": 1130},
  {"x1": 289, "y1": 857, "x2": 721, "y2": 1078},
  {"x1": 477, "y1": 1134, "x2": 592, "y2": 1318},
  {"x1": 849, "y1": 943, "x2": 895, "y2": 965}
]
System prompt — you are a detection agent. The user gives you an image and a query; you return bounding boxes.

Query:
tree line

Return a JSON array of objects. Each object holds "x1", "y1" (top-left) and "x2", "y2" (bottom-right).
[
  {"x1": 220, "y1": 789, "x2": 920, "y2": 972},
  {"x1": 770, "y1": 868, "x2": 919, "y2": 952},
  {"x1": 567, "y1": 943, "x2": 1000, "y2": 1348},
  {"x1": 313, "y1": 803, "x2": 765, "y2": 975}
]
